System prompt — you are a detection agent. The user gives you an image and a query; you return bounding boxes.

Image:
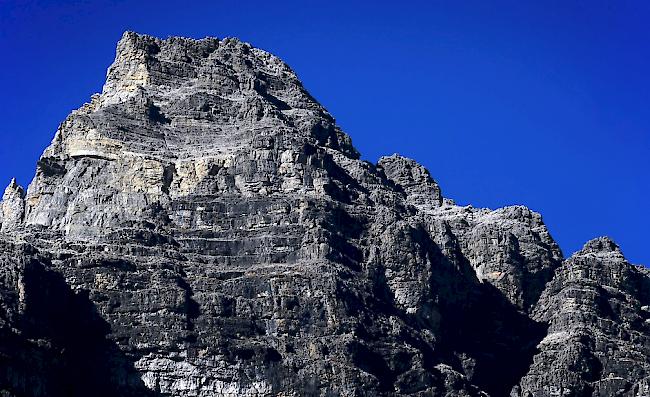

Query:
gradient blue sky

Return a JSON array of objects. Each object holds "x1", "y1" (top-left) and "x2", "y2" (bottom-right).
[{"x1": 1, "y1": 1, "x2": 648, "y2": 264}]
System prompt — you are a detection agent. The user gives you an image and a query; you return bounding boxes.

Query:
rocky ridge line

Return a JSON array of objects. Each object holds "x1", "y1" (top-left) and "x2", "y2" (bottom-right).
[{"x1": 0, "y1": 32, "x2": 647, "y2": 397}]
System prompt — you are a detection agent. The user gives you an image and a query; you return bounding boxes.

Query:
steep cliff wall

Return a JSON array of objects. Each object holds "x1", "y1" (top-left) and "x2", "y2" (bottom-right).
[{"x1": 0, "y1": 32, "x2": 646, "y2": 397}]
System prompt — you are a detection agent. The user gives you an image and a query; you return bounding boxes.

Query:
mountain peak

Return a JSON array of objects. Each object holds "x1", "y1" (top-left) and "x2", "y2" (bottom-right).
[
  {"x1": 577, "y1": 236, "x2": 624, "y2": 257},
  {"x1": 1, "y1": 178, "x2": 25, "y2": 231},
  {"x1": 378, "y1": 154, "x2": 443, "y2": 208},
  {"x1": 1, "y1": 32, "x2": 647, "y2": 397}
]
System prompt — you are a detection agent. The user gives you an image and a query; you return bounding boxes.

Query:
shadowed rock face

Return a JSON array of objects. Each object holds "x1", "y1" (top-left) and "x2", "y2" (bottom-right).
[
  {"x1": 0, "y1": 32, "x2": 647, "y2": 397},
  {"x1": 0, "y1": 241, "x2": 158, "y2": 397}
]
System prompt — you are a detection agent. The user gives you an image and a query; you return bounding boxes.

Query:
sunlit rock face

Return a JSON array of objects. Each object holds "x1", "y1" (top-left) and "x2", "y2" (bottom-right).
[
  {"x1": 513, "y1": 237, "x2": 650, "y2": 397},
  {"x1": 0, "y1": 32, "x2": 647, "y2": 397}
]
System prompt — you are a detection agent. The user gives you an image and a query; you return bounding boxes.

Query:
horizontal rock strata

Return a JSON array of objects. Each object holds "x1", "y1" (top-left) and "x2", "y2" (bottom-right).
[{"x1": 0, "y1": 32, "x2": 646, "y2": 397}]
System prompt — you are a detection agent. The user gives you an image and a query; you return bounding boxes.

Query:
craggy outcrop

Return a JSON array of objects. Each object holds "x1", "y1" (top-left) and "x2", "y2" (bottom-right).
[
  {"x1": 0, "y1": 32, "x2": 646, "y2": 397},
  {"x1": 513, "y1": 238, "x2": 650, "y2": 397}
]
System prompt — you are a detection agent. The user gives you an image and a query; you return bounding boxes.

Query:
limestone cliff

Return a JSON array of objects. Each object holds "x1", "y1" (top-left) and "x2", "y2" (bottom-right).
[{"x1": 0, "y1": 32, "x2": 646, "y2": 397}]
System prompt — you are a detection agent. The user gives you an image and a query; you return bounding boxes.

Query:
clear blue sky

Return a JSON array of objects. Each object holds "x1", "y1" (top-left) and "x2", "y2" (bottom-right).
[{"x1": 1, "y1": 1, "x2": 648, "y2": 264}]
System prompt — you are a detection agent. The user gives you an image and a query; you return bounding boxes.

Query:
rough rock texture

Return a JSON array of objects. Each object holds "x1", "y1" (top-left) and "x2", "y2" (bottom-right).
[
  {"x1": 377, "y1": 156, "x2": 563, "y2": 313},
  {"x1": 513, "y1": 238, "x2": 650, "y2": 397},
  {"x1": 1, "y1": 179, "x2": 25, "y2": 232},
  {"x1": 0, "y1": 32, "x2": 647, "y2": 397}
]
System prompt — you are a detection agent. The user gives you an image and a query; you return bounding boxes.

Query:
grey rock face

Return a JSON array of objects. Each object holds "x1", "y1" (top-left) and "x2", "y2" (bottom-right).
[
  {"x1": 0, "y1": 32, "x2": 647, "y2": 397},
  {"x1": 514, "y1": 237, "x2": 650, "y2": 397},
  {"x1": 0, "y1": 179, "x2": 25, "y2": 232},
  {"x1": 378, "y1": 155, "x2": 562, "y2": 312},
  {"x1": 378, "y1": 154, "x2": 443, "y2": 209},
  {"x1": 0, "y1": 240, "x2": 157, "y2": 397}
]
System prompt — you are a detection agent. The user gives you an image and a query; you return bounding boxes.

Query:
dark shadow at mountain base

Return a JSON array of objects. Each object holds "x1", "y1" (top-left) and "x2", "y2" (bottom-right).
[{"x1": 0, "y1": 254, "x2": 160, "y2": 397}]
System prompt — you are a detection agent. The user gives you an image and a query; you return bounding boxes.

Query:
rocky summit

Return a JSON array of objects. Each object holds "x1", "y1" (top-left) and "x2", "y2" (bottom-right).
[{"x1": 0, "y1": 32, "x2": 647, "y2": 397}]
